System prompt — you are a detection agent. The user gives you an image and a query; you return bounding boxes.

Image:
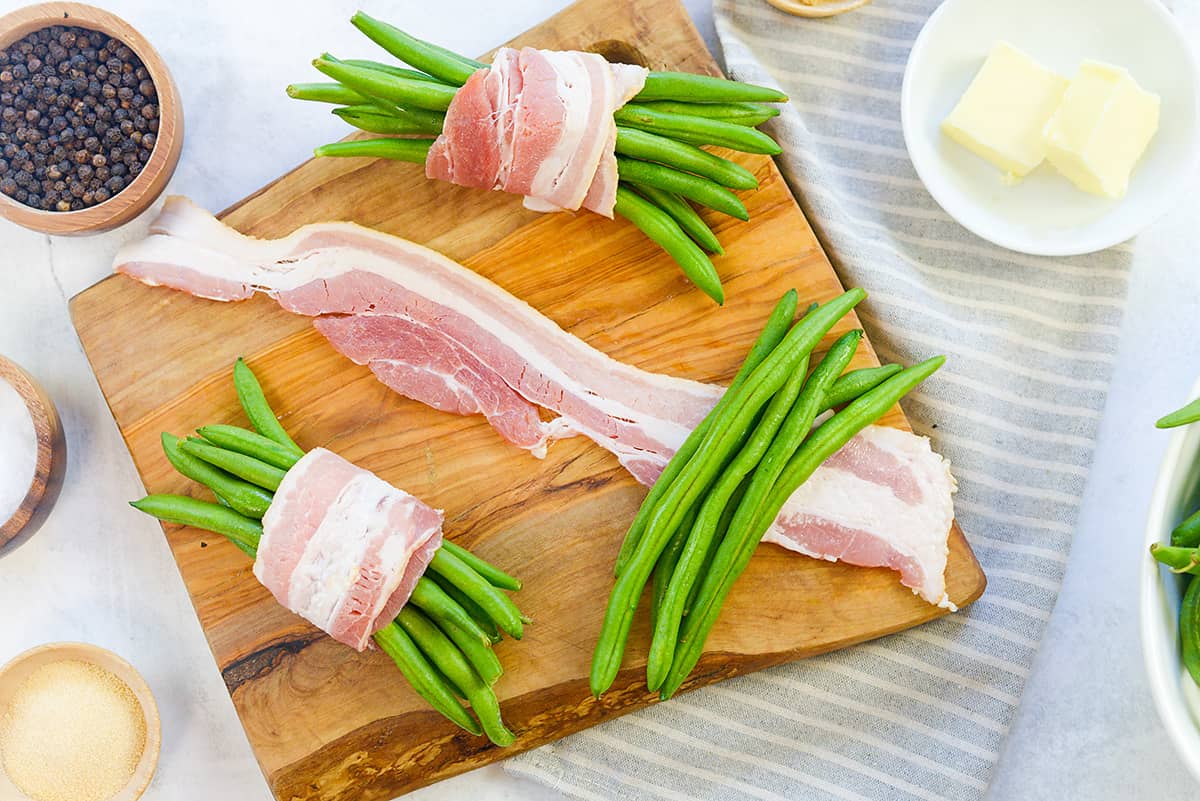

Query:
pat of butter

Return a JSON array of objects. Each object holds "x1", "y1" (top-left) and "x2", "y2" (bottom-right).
[
  {"x1": 941, "y1": 42, "x2": 1068, "y2": 181},
  {"x1": 1042, "y1": 61, "x2": 1160, "y2": 199}
]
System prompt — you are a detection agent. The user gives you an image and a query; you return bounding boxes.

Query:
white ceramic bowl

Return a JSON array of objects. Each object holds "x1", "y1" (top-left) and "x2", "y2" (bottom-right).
[
  {"x1": 1142, "y1": 379, "x2": 1200, "y2": 784},
  {"x1": 901, "y1": 0, "x2": 1200, "y2": 256}
]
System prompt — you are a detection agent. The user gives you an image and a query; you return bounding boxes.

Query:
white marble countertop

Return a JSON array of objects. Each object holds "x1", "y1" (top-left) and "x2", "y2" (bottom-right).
[{"x1": 0, "y1": 1, "x2": 1197, "y2": 800}]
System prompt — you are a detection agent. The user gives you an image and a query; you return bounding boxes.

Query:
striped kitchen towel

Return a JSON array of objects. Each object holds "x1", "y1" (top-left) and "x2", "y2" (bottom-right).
[{"x1": 508, "y1": 1, "x2": 1130, "y2": 799}]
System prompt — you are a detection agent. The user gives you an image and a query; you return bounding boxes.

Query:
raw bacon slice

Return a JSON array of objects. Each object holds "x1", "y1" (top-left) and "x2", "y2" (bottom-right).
[
  {"x1": 425, "y1": 47, "x2": 647, "y2": 218},
  {"x1": 114, "y1": 197, "x2": 956, "y2": 607},
  {"x1": 255, "y1": 447, "x2": 444, "y2": 651}
]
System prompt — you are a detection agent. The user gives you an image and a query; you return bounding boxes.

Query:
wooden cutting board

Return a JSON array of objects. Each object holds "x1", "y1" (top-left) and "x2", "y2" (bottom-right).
[{"x1": 69, "y1": 0, "x2": 985, "y2": 798}]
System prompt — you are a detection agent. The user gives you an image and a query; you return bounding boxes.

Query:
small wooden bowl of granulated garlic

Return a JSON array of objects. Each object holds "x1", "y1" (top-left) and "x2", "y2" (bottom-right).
[{"x1": 0, "y1": 643, "x2": 160, "y2": 801}]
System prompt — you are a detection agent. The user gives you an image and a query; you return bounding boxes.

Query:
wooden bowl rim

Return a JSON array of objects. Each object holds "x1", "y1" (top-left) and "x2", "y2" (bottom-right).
[
  {"x1": 0, "y1": 641, "x2": 161, "y2": 801},
  {"x1": 0, "y1": 356, "x2": 59, "y2": 545},
  {"x1": 0, "y1": 1, "x2": 183, "y2": 234}
]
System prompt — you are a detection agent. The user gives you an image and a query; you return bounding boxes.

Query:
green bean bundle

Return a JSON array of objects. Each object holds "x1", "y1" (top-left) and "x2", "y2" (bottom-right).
[
  {"x1": 287, "y1": 11, "x2": 790, "y2": 305},
  {"x1": 130, "y1": 359, "x2": 526, "y2": 745}
]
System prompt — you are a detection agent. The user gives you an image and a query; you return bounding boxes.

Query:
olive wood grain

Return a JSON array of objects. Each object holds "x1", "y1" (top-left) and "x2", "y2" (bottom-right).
[{"x1": 68, "y1": 0, "x2": 985, "y2": 798}]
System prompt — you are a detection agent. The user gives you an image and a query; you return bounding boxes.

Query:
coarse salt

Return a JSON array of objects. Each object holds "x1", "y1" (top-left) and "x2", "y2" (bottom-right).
[
  {"x1": 0, "y1": 660, "x2": 146, "y2": 801},
  {"x1": 0, "y1": 375, "x2": 36, "y2": 526}
]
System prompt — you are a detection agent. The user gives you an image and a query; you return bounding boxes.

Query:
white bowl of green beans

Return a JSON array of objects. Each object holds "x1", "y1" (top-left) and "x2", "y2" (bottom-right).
[{"x1": 1141, "y1": 384, "x2": 1200, "y2": 784}]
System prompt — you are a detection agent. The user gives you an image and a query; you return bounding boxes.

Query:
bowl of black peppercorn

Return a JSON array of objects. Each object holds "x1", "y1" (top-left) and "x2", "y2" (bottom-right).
[{"x1": 0, "y1": 2, "x2": 182, "y2": 234}]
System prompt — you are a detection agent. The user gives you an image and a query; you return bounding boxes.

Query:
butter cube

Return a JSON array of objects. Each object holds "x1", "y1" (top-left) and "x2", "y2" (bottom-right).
[
  {"x1": 1042, "y1": 61, "x2": 1161, "y2": 199},
  {"x1": 941, "y1": 42, "x2": 1069, "y2": 181}
]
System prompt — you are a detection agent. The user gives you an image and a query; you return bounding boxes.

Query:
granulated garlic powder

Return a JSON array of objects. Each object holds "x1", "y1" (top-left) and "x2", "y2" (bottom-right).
[{"x1": 0, "y1": 660, "x2": 146, "y2": 801}]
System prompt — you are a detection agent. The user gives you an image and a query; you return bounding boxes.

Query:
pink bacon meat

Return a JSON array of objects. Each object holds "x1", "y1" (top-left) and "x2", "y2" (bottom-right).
[
  {"x1": 255, "y1": 447, "x2": 443, "y2": 651},
  {"x1": 115, "y1": 197, "x2": 956, "y2": 607},
  {"x1": 426, "y1": 47, "x2": 647, "y2": 218}
]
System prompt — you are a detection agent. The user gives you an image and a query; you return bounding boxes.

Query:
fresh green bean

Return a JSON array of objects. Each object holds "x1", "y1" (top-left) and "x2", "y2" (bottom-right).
[
  {"x1": 431, "y1": 608, "x2": 503, "y2": 686},
  {"x1": 1174, "y1": 510, "x2": 1200, "y2": 548},
  {"x1": 651, "y1": 507, "x2": 696, "y2": 630},
  {"x1": 130, "y1": 494, "x2": 262, "y2": 558},
  {"x1": 617, "y1": 156, "x2": 748, "y2": 221},
  {"x1": 313, "y1": 56, "x2": 459, "y2": 111},
  {"x1": 351, "y1": 12, "x2": 485, "y2": 87},
  {"x1": 1158, "y1": 396, "x2": 1200, "y2": 429},
  {"x1": 591, "y1": 290, "x2": 865, "y2": 697},
  {"x1": 195, "y1": 425, "x2": 302, "y2": 472},
  {"x1": 684, "y1": 477, "x2": 748, "y2": 618},
  {"x1": 429, "y1": 548, "x2": 524, "y2": 639},
  {"x1": 616, "y1": 104, "x2": 782, "y2": 155},
  {"x1": 333, "y1": 106, "x2": 445, "y2": 136},
  {"x1": 613, "y1": 186, "x2": 723, "y2": 304},
  {"x1": 314, "y1": 137, "x2": 436, "y2": 163},
  {"x1": 614, "y1": 290, "x2": 800, "y2": 576},
  {"x1": 397, "y1": 606, "x2": 514, "y2": 745},
  {"x1": 233, "y1": 358, "x2": 305, "y2": 458},
  {"x1": 661, "y1": 355, "x2": 944, "y2": 698},
  {"x1": 1182, "y1": 577, "x2": 1200, "y2": 686},
  {"x1": 373, "y1": 622, "x2": 482, "y2": 735},
  {"x1": 636, "y1": 100, "x2": 780, "y2": 127},
  {"x1": 440, "y1": 540, "x2": 522, "y2": 591},
  {"x1": 428, "y1": 571, "x2": 502, "y2": 643},
  {"x1": 179, "y1": 440, "x2": 287, "y2": 493},
  {"x1": 821, "y1": 365, "x2": 904, "y2": 412},
  {"x1": 635, "y1": 71, "x2": 788, "y2": 104},
  {"x1": 627, "y1": 184, "x2": 722, "y2": 254},
  {"x1": 341, "y1": 59, "x2": 443, "y2": 83},
  {"x1": 160, "y1": 432, "x2": 273, "y2": 519},
  {"x1": 286, "y1": 82, "x2": 367, "y2": 105},
  {"x1": 409, "y1": 576, "x2": 491, "y2": 645},
  {"x1": 1151, "y1": 544, "x2": 1200, "y2": 575},
  {"x1": 614, "y1": 127, "x2": 758, "y2": 191}
]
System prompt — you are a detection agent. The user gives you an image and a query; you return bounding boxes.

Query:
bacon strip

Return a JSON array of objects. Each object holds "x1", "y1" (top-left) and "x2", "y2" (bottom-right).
[
  {"x1": 255, "y1": 448, "x2": 443, "y2": 651},
  {"x1": 115, "y1": 197, "x2": 956, "y2": 607},
  {"x1": 425, "y1": 47, "x2": 647, "y2": 218}
]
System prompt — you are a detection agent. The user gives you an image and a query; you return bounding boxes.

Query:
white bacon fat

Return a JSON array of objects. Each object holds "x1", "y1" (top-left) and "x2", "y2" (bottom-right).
[
  {"x1": 116, "y1": 197, "x2": 956, "y2": 608},
  {"x1": 425, "y1": 47, "x2": 647, "y2": 218}
]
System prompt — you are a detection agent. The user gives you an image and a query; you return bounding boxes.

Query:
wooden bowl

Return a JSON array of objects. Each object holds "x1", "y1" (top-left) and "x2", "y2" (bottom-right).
[
  {"x1": 765, "y1": 0, "x2": 872, "y2": 17},
  {"x1": 0, "y1": 3, "x2": 184, "y2": 235},
  {"x1": 0, "y1": 356, "x2": 64, "y2": 551},
  {"x1": 0, "y1": 643, "x2": 160, "y2": 801}
]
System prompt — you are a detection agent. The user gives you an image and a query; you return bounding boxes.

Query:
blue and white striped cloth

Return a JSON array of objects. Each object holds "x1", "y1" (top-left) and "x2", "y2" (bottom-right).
[{"x1": 508, "y1": 2, "x2": 1129, "y2": 798}]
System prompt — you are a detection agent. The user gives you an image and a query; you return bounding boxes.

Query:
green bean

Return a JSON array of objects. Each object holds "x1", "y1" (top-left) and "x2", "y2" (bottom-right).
[
  {"x1": 651, "y1": 507, "x2": 696, "y2": 630},
  {"x1": 286, "y1": 82, "x2": 366, "y2": 105},
  {"x1": 614, "y1": 127, "x2": 758, "y2": 191},
  {"x1": 440, "y1": 540, "x2": 522, "y2": 591},
  {"x1": 635, "y1": 71, "x2": 788, "y2": 104},
  {"x1": 409, "y1": 576, "x2": 491, "y2": 645},
  {"x1": 314, "y1": 137, "x2": 436, "y2": 163},
  {"x1": 130, "y1": 494, "x2": 262, "y2": 559},
  {"x1": 614, "y1": 290, "x2": 800, "y2": 576},
  {"x1": 160, "y1": 432, "x2": 273, "y2": 519},
  {"x1": 373, "y1": 622, "x2": 483, "y2": 735},
  {"x1": 684, "y1": 477, "x2": 748, "y2": 617},
  {"x1": 341, "y1": 59, "x2": 444, "y2": 84},
  {"x1": 820, "y1": 365, "x2": 904, "y2": 413},
  {"x1": 1174, "y1": 510, "x2": 1200, "y2": 548},
  {"x1": 636, "y1": 100, "x2": 780, "y2": 127},
  {"x1": 616, "y1": 104, "x2": 782, "y2": 155},
  {"x1": 333, "y1": 106, "x2": 446, "y2": 136},
  {"x1": 617, "y1": 156, "x2": 748, "y2": 220},
  {"x1": 195, "y1": 425, "x2": 302, "y2": 471},
  {"x1": 233, "y1": 358, "x2": 305, "y2": 457},
  {"x1": 313, "y1": 56, "x2": 459, "y2": 112},
  {"x1": 397, "y1": 606, "x2": 514, "y2": 745},
  {"x1": 627, "y1": 184, "x2": 722, "y2": 254},
  {"x1": 661, "y1": 355, "x2": 944, "y2": 698},
  {"x1": 428, "y1": 571, "x2": 502, "y2": 643},
  {"x1": 613, "y1": 186, "x2": 723, "y2": 305},
  {"x1": 1158, "y1": 396, "x2": 1200, "y2": 429},
  {"x1": 590, "y1": 290, "x2": 865, "y2": 697},
  {"x1": 429, "y1": 548, "x2": 524, "y2": 639},
  {"x1": 351, "y1": 12, "x2": 485, "y2": 87},
  {"x1": 1150, "y1": 544, "x2": 1200, "y2": 575},
  {"x1": 430, "y1": 608, "x2": 503, "y2": 686},
  {"x1": 179, "y1": 440, "x2": 287, "y2": 493},
  {"x1": 1182, "y1": 577, "x2": 1200, "y2": 686}
]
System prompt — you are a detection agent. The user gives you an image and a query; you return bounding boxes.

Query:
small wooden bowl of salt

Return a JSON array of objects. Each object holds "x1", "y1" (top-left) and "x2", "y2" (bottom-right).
[
  {"x1": 0, "y1": 643, "x2": 160, "y2": 801},
  {"x1": 0, "y1": 356, "x2": 64, "y2": 551}
]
